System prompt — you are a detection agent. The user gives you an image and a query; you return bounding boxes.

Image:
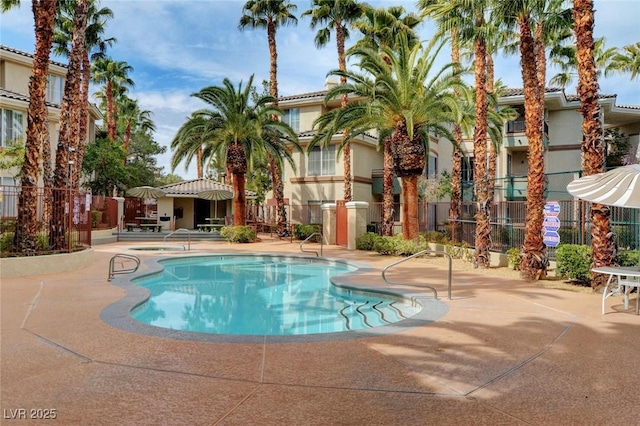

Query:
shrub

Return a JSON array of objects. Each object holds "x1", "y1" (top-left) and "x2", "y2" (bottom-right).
[
  {"x1": 1, "y1": 232, "x2": 14, "y2": 253},
  {"x1": 616, "y1": 249, "x2": 639, "y2": 267},
  {"x1": 507, "y1": 247, "x2": 522, "y2": 270},
  {"x1": 373, "y1": 236, "x2": 397, "y2": 255},
  {"x1": 356, "y1": 232, "x2": 380, "y2": 251},
  {"x1": 293, "y1": 224, "x2": 321, "y2": 241},
  {"x1": 220, "y1": 225, "x2": 255, "y2": 243},
  {"x1": 36, "y1": 232, "x2": 49, "y2": 251},
  {"x1": 90, "y1": 210, "x2": 103, "y2": 228},
  {"x1": 423, "y1": 230, "x2": 447, "y2": 244},
  {"x1": 556, "y1": 244, "x2": 592, "y2": 284}
]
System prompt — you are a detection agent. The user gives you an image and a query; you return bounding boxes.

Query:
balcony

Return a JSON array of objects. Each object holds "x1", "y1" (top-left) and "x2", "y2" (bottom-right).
[
  {"x1": 505, "y1": 120, "x2": 550, "y2": 150},
  {"x1": 371, "y1": 169, "x2": 401, "y2": 195},
  {"x1": 505, "y1": 175, "x2": 527, "y2": 201}
]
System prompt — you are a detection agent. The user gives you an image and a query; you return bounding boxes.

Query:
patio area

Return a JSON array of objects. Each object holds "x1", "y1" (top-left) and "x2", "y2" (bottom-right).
[{"x1": 1, "y1": 237, "x2": 638, "y2": 425}]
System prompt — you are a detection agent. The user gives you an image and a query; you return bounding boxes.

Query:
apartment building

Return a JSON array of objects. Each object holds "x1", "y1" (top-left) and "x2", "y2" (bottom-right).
[
  {"x1": 275, "y1": 81, "x2": 640, "y2": 225},
  {"x1": 0, "y1": 45, "x2": 101, "y2": 188}
]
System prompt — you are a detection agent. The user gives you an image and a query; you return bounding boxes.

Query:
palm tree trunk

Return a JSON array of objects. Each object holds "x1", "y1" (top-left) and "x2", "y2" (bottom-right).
[
  {"x1": 232, "y1": 172, "x2": 247, "y2": 226},
  {"x1": 74, "y1": 54, "x2": 90, "y2": 189},
  {"x1": 449, "y1": 29, "x2": 463, "y2": 243},
  {"x1": 13, "y1": 0, "x2": 57, "y2": 254},
  {"x1": 574, "y1": 0, "x2": 614, "y2": 290},
  {"x1": 381, "y1": 137, "x2": 395, "y2": 236},
  {"x1": 50, "y1": 0, "x2": 88, "y2": 251},
  {"x1": 519, "y1": 15, "x2": 547, "y2": 281},
  {"x1": 401, "y1": 175, "x2": 419, "y2": 240},
  {"x1": 106, "y1": 80, "x2": 116, "y2": 141},
  {"x1": 472, "y1": 33, "x2": 491, "y2": 268},
  {"x1": 337, "y1": 23, "x2": 352, "y2": 202}
]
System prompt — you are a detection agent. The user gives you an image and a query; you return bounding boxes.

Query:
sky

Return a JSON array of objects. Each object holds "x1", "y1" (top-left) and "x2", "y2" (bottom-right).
[{"x1": 1, "y1": 0, "x2": 639, "y2": 180}]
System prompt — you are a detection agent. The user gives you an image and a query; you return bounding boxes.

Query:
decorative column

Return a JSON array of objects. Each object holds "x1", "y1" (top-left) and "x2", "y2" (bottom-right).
[
  {"x1": 346, "y1": 201, "x2": 369, "y2": 251},
  {"x1": 114, "y1": 196, "x2": 125, "y2": 231},
  {"x1": 321, "y1": 203, "x2": 336, "y2": 245}
]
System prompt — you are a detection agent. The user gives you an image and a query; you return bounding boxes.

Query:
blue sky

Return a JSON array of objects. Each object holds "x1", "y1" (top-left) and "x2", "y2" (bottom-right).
[{"x1": 1, "y1": 0, "x2": 639, "y2": 180}]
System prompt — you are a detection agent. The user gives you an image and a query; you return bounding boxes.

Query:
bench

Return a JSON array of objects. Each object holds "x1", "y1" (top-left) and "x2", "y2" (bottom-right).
[
  {"x1": 125, "y1": 223, "x2": 137, "y2": 232},
  {"x1": 140, "y1": 224, "x2": 162, "y2": 232},
  {"x1": 197, "y1": 224, "x2": 224, "y2": 233}
]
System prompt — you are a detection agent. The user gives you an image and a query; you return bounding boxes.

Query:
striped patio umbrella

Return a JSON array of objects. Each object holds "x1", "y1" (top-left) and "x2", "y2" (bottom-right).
[{"x1": 567, "y1": 165, "x2": 640, "y2": 208}]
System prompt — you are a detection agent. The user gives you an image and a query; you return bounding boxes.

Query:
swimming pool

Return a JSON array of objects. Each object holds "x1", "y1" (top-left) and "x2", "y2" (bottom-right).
[
  {"x1": 130, "y1": 255, "x2": 421, "y2": 336},
  {"x1": 102, "y1": 254, "x2": 449, "y2": 343}
]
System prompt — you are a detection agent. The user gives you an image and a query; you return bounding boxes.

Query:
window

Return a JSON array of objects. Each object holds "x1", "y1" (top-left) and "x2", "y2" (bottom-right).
[
  {"x1": 46, "y1": 74, "x2": 64, "y2": 104},
  {"x1": 461, "y1": 156, "x2": 474, "y2": 182},
  {"x1": 282, "y1": 108, "x2": 300, "y2": 132},
  {"x1": 1, "y1": 109, "x2": 24, "y2": 148},
  {"x1": 308, "y1": 145, "x2": 335, "y2": 176},
  {"x1": 0, "y1": 177, "x2": 17, "y2": 217}
]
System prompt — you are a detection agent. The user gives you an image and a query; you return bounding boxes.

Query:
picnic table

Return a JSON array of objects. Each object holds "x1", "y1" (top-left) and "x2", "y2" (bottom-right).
[
  {"x1": 592, "y1": 266, "x2": 640, "y2": 315},
  {"x1": 136, "y1": 217, "x2": 162, "y2": 232}
]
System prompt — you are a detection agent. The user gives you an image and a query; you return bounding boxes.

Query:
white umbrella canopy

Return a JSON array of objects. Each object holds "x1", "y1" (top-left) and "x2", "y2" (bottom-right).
[
  {"x1": 567, "y1": 165, "x2": 640, "y2": 208},
  {"x1": 197, "y1": 189, "x2": 233, "y2": 201},
  {"x1": 126, "y1": 186, "x2": 166, "y2": 199}
]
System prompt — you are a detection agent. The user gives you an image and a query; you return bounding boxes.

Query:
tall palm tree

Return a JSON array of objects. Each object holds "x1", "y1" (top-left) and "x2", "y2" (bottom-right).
[
  {"x1": 2, "y1": 0, "x2": 58, "y2": 254},
  {"x1": 303, "y1": 0, "x2": 368, "y2": 203},
  {"x1": 118, "y1": 97, "x2": 155, "y2": 152},
  {"x1": 573, "y1": 0, "x2": 614, "y2": 289},
  {"x1": 91, "y1": 57, "x2": 134, "y2": 142},
  {"x1": 352, "y1": 5, "x2": 420, "y2": 236},
  {"x1": 239, "y1": 0, "x2": 297, "y2": 236},
  {"x1": 49, "y1": 0, "x2": 88, "y2": 251},
  {"x1": 171, "y1": 76, "x2": 301, "y2": 225},
  {"x1": 494, "y1": 0, "x2": 572, "y2": 279},
  {"x1": 310, "y1": 35, "x2": 465, "y2": 240},
  {"x1": 171, "y1": 113, "x2": 212, "y2": 179}
]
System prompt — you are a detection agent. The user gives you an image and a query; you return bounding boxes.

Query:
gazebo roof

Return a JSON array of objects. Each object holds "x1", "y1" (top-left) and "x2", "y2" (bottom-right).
[{"x1": 157, "y1": 178, "x2": 256, "y2": 198}]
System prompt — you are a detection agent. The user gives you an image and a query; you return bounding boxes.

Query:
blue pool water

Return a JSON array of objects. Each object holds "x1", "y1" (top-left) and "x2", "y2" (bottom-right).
[{"x1": 131, "y1": 256, "x2": 421, "y2": 336}]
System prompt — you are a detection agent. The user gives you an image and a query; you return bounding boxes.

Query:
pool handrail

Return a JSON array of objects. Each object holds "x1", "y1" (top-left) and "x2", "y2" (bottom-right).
[
  {"x1": 163, "y1": 228, "x2": 191, "y2": 251},
  {"x1": 382, "y1": 249, "x2": 452, "y2": 300},
  {"x1": 300, "y1": 232, "x2": 323, "y2": 257},
  {"x1": 108, "y1": 253, "x2": 140, "y2": 281}
]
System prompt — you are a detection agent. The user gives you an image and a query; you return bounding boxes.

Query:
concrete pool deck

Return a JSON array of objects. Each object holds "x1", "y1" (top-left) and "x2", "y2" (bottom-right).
[{"x1": 1, "y1": 238, "x2": 638, "y2": 425}]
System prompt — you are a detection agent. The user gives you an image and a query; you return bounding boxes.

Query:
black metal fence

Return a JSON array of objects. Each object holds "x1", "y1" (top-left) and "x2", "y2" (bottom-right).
[{"x1": 0, "y1": 185, "x2": 91, "y2": 256}]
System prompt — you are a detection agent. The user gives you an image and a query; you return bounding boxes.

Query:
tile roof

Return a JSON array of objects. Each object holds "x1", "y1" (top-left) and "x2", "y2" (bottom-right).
[
  {"x1": 157, "y1": 178, "x2": 256, "y2": 198},
  {"x1": 0, "y1": 88, "x2": 60, "y2": 108},
  {"x1": 0, "y1": 45, "x2": 68, "y2": 68}
]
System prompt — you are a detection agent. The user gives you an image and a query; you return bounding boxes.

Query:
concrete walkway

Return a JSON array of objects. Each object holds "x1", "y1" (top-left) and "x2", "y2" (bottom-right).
[{"x1": 1, "y1": 238, "x2": 638, "y2": 425}]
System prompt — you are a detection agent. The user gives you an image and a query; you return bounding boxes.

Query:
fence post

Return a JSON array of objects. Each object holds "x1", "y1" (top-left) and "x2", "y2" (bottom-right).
[
  {"x1": 321, "y1": 203, "x2": 336, "y2": 245},
  {"x1": 346, "y1": 201, "x2": 369, "y2": 251}
]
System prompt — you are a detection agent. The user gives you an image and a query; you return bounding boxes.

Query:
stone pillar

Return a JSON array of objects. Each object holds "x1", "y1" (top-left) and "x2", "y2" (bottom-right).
[
  {"x1": 346, "y1": 201, "x2": 369, "y2": 251},
  {"x1": 321, "y1": 203, "x2": 336, "y2": 245},
  {"x1": 114, "y1": 197, "x2": 125, "y2": 231}
]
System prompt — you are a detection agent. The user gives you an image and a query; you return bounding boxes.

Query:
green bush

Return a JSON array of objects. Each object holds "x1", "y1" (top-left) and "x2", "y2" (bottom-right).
[
  {"x1": 293, "y1": 223, "x2": 321, "y2": 241},
  {"x1": 0, "y1": 219, "x2": 17, "y2": 234},
  {"x1": 220, "y1": 225, "x2": 255, "y2": 243},
  {"x1": 1, "y1": 232, "x2": 14, "y2": 253},
  {"x1": 556, "y1": 244, "x2": 592, "y2": 284},
  {"x1": 36, "y1": 232, "x2": 49, "y2": 251},
  {"x1": 507, "y1": 247, "x2": 522, "y2": 270},
  {"x1": 423, "y1": 231, "x2": 447, "y2": 244},
  {"x1": 373, "y1": 236, "x2": 397, "y2": 255},
  {"x1": 356, "y1": 232, "x2": 380, "y2": 251},
  {"x1": 616, "y1": 249, "x2": 639, "y2": 267}
]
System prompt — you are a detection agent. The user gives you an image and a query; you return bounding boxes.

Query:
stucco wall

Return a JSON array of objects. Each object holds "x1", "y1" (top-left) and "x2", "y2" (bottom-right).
[{"x1": 0, "y1": 248, "x2": 94, "y2": 278}]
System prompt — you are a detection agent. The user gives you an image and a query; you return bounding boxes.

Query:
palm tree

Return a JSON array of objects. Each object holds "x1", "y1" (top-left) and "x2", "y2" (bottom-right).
[
  {"x1": 493, "y1": 0, "x2": 573, "y2": 279},
  {"x1": 573, "y1": 0, "x2": 615, "y2": 289},
  {"x1": 49, "y1": 0, "x2": 89, "y2": 251},
  {"x1": 549, "y1": 37, "x2": 620, "y2": 87},
  {"x1": 118, "y1": 97, "x2": 155, "y2": 152},
  {"x1": 610, "y1": 42, "x2": 640, "y2": 81},
  {"x1": 239, "y1": 0, "x2": 297, "y2": 236},
  {"x1": 352, "y1": 5, "x2": 420, "y2": 236},
  {"x1": 171, "y1": 76, "x2": 301, "y2": 226},
  {"x1": 171, "y1": 112, "x2": 212, "y2": 179},
  {"x1": 303, "y1": 0, "x2": 368, "y2": 203},
  {"x1": 310, "y1": 34, "x2": 465, "y2": 240},
  {"x1": 91, "y1": 57, "x2": 134, "y2": 142},
  {"x1": 2, "y1": 0, "x2": 58, "y2": 254}
]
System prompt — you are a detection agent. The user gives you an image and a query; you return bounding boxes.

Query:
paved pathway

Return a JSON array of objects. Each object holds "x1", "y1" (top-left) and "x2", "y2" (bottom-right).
[{"x1": 1, "y1": 238, "x2": 638, "y2": 425}]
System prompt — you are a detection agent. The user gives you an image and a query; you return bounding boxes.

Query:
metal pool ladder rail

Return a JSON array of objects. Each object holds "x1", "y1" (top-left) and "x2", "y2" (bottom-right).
[
  {"x1": 164, "y1": 228, "x2": 191, "y2": 251},
  {"x1": 382, "y1": 249, "x2": 452, "y2": 300},
  {"x1": 108, "y1": 253, "x2": 140, "y2": 281},
  {"x1": 300, "y1": 232, "x2": 323, "y2": 257}
]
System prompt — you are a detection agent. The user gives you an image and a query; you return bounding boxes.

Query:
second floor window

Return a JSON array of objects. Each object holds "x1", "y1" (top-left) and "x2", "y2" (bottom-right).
[
  {"x1": 1, "y1": 108, "x2": 24, "y2": 148},
  {"x1": 308, "y1": 145, "x2": 335, "y2": 176},
  {"x1": 47, "y1": 74, "x2": 64, "y2": 105},
  {"x1": 282, "y1": 108, "x2": 300, "y2": 132}
]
